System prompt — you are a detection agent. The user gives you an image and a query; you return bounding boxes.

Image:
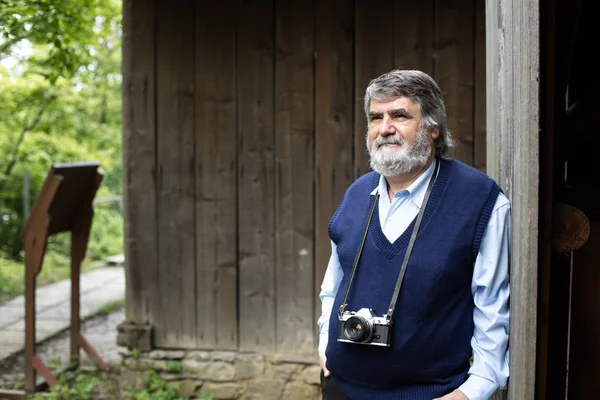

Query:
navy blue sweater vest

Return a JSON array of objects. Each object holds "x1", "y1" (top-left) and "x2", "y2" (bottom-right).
[{"x1": 326, "y1": 159, "x2": 501, "y2": 399}]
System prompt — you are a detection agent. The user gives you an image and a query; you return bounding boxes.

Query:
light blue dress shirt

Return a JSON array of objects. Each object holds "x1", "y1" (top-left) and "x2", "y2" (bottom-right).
[{"x1": 318, "y1": 160, "x2": 510, "y2": 400}]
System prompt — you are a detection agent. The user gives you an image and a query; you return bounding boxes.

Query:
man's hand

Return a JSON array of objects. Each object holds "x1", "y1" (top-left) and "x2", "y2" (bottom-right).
[
  {"x1": 320, "y1": 355, "x2": 330, "y2": 378},
  {"x1": 433, "y1": 389, "x2": 469, "y2": 400}
]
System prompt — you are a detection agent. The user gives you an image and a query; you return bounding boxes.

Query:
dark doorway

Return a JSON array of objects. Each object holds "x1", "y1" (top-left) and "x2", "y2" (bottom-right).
[{"x1": 543, "y1": 0, "x2": 600, "y2": 398}]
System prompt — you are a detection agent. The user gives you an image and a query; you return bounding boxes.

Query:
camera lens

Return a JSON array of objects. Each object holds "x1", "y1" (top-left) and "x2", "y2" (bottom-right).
[{"x1": 343, "y1": 316, "x2": 372, "y2": 343}]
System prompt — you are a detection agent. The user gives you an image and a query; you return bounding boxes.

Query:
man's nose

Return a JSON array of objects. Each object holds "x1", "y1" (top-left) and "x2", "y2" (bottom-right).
[{"x1": 379, "y1": 115, "x2": 395, "y2": 136}]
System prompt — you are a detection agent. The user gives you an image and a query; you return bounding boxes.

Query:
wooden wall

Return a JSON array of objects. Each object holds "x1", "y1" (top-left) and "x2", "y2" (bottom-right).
[{"x1": 123, "y1": 0, "x2": 487, "y2": 352}]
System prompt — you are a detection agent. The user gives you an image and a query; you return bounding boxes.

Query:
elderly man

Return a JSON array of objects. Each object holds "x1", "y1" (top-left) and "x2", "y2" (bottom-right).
[{"x1": 318, "y1": 70, "x2": 510, "y2": 400}]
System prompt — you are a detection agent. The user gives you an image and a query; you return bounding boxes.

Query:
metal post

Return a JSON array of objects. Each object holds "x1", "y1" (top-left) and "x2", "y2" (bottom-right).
[{"x1": 22, "y1": 169, "x2": 30, "y2": 220}]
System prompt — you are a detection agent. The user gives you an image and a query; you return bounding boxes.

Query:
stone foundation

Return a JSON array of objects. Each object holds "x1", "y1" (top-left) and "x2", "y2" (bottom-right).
[{"x1": 119, "y1": 349, "x2": 321, "y2": 400}]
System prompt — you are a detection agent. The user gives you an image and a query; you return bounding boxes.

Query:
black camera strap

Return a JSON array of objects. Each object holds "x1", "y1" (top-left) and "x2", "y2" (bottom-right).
[
  {"x1": 337, "y1": 185, "x2": 379, "y2": 319},
  {"x1": 386, "y1": 158, "x2": 439, "y2": 321},
  {"x1": 337, "y1": 158, "x2": 439, "y2": 321}
]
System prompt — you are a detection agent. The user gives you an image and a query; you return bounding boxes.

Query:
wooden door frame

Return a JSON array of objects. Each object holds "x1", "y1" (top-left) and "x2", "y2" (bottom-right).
[{"x1": 486, "y1": 1, "x2": 541, "y2": 399}]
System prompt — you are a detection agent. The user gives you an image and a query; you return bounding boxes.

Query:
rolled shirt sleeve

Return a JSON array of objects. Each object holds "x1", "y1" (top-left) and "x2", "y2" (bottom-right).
[
  {"x1": 459, "y1": 194, "x2": 511, "y2": 400},
  {"x1": 317, "y1": 240, "x2": 343, "y2": 357}
]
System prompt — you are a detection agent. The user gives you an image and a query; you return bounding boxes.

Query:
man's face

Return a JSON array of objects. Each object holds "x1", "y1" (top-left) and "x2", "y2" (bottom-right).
[{"x1": 366, "y1": 97, "x2": 439, "y2": 176}]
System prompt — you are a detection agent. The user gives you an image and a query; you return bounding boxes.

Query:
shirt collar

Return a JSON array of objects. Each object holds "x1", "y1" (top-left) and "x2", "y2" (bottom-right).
[{"x1": 370, "y1": 158, "x2": 438, "y2": 208}]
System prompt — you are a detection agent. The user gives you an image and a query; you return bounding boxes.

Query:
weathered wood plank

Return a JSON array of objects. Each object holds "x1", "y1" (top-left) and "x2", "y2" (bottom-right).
[
  {"x1": 314, "y1": 0, "x2": 354, "y2": 340},
  {"x1": 486, "y1": 0, "x2": 515, "y2": 192},
  {"x1": 121, "y1": 0, "x2": 157, "y2": 325},
  {"x1": 393, "y1": 0, "x2": 434, "y2": 74},
  {"x1": 274, "y1": 0, "x2": 315, "y2": 353},
  {"x1": 155, "y1": 0, "x2": 196, "y2": 348},
  {"x1": 354, "y1": 0, "x2": 394, "y2": 178},
  {"x1": 504, "y1": 17, "x2": 540, "y2": 400},
  {"x1": 485, "y1": 0, "x2": 500, "y2": 183},
  {"x1": 474, "y1": 0, "x2": 487, "y2": 172},
  {"x1": 486, "y1": 1, "x2": 540, "y2": 399},
  {"x1": 434, "y1": 0, "x2": 475, "y2": 165},
  {"x1": 194, "y1": 0, "x2": 238, "y2": 350},
  {"x1": 237, "y1": 0, "x2": 276, "y2": 352}
]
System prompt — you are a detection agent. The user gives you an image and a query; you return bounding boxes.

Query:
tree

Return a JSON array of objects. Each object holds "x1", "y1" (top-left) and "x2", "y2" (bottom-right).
[
  {"x1": 0, "y1": 0, "x2": 123, "y2": 261},
  {"x1": 0, "y1": 0, "x2": 120, "y2": 82}
]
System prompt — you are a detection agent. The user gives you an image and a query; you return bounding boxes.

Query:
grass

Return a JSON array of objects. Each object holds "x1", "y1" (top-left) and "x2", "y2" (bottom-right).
[
  {"x1": 26, "y1": 367, "x2": 215, "y2": 400},
  {"x1": 29, "y1": 367, "x2": 119, "y2": 400},
  {"x1": 97, "y1": 298, "x2": 125, "y2": 316},
  {"x1": 0, "y1": 249, "x2": 97, "y2": 305},
  {"x1": 0, "y1": 208, "x2": 124, "y2": 306}
]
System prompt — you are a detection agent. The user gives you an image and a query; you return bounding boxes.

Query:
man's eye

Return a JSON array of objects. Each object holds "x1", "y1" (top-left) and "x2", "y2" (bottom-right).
[{"x1": 370, "y1": 115, "x2": 382, "y2": 121}]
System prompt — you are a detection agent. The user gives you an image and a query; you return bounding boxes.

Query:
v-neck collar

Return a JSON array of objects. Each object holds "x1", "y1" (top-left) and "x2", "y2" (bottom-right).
[
  {"x1": 368, "y1": 158, "x2": 452, "y2": 259},
  {"x1": 370, "y1": 156, "x2": 438, "y2": 207}
]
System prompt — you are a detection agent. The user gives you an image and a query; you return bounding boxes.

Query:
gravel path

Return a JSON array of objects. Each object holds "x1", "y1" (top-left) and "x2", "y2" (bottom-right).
[{"x1": 0, "y1": 308, "x2": 126, "y2": 391}]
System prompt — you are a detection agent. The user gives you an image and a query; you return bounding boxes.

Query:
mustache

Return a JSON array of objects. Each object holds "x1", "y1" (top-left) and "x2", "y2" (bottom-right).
[{"x1": 373, "y1": 136, "x2": 405, "y2": 149}]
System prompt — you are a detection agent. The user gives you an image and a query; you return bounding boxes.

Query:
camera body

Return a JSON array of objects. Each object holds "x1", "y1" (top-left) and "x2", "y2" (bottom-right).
[{"x1": 337, "y1": 308, "x2": 391, "y2": 347}]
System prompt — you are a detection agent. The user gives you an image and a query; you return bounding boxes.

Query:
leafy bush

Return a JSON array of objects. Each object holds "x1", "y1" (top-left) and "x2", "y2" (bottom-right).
[
  {"x1": 24, "y1": 365, "x2": 216, "y2": 400},
  {"x1": 29, "y1": 370, "x2": 102, "y2": 400},
  {"x1": 126, "y1": 369, "x2": 186, "y2": 400},
  {"x1": 0, "y1": 0, "x2": 123, "y2": 298}
]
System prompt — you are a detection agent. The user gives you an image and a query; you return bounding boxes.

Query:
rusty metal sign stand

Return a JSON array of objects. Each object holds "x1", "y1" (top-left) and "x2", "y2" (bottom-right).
[{"x1": 0, "y1": 162, "x2": 111, "y2": 400}]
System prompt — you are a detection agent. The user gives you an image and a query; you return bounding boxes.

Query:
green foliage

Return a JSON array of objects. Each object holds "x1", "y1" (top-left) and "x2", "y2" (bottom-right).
[
  {"x1": 29, "y1": 370, "x2": 101, "y2": 400},
  {"x1": 130, "y1": 348, "x2": 141, "y2": 359},
  {"x1": 126, "y1": 369, "x2": 187, "y2": 400},
  {"x1": 0, "y1": 248, "x2": 93, "y2": 304},
  {"x1": 165, "y1": 360, "x2": 183, "y2": 373},
  {"x1": 0, "y1": 0, "x2": 121, "y2": 83},
  {"x1": 97, "y1": 298, "x2": 125, "y2": 316},
  {"x1": 0, "y1": 256, "x2": 24, "y2": 302},
  {"x1": 23, "y1": 367, "x2": 214, "y2": 400},
  {"x1": 198, "y1": 390, "x2": 214, "y2": 400},
  {"x1": 0, "y1": 0, "x2": 123, "y2": 291},
  {"x1": 50, "y1": 357, "x2": 63, "y2": 372}
]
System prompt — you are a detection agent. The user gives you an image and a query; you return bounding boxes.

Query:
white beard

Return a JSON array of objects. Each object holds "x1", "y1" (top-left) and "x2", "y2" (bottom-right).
[{"x1": 367, "y1": 128, "x2": 433, "y2": 177}]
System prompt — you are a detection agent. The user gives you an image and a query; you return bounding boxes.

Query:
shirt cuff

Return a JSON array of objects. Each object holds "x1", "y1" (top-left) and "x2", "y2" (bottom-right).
[
  {"x1": 318, "y1": 328, "x2": 328, "y2": 357},
  {"x1": 459, "y1": 374, "x2": 499, "y2": 400}
]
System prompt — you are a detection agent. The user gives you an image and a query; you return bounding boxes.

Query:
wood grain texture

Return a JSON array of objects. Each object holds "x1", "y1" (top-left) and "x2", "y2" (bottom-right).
[
  {"x1": 486, "y1": 0, "x2": 514, "y2": 193},
  {"x1": 474, "y1": 0, "x2": 487, "y2": 172},
  {"x1": 274, "y1": 0, "x2": 315, "y2": 353},
  {"x1": 485, "y1": 3, "x2": 512, "y2": 396},
  {"x1": 507, "y1": 8, "x2": 540, "y2": 397},
  {"x1": 354, "y1": 0, "x2": 394, "y2": 178},
  {"x1": 393, "y1": 0, "x2": 434, "y2": 74},
  {"x1": 237, "y1": 0, "x2": 276, "y2": 352},
  {"x1": 155, "y1": 0, "x2": 196, "y2": 348},
  {"x1": 314, "y1": 0, "x2": 355, "y2": 339},
  {"x1": 434, "y1": 0, "x2": 475, "y2": 165},
  {"x1": 487, "y1": 1, "x2": 540, "y2": 399},
  {"x1": 485, "y1": 0, "x2": 500, "y2": 181},
  {"x1": 121, "y1": 0, "x2": 157, "y2": 326},
  {"x1": 194, "y1": 0, "x2": 238, "y2": 350}
]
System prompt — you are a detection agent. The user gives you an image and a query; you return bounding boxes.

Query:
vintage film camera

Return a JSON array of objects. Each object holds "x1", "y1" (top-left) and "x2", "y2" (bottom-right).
[{"x1": 337, "y1": 308, "x2": 391, "y2": 347}]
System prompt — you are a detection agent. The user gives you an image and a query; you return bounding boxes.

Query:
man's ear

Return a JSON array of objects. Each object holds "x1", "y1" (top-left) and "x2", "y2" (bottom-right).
[{"x1": 430, "y1": 125, "x2": 440, "y2": 140}]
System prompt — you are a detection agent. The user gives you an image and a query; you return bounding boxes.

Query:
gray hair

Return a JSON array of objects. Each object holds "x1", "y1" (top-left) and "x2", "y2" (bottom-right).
[{"x1": 364, "y1": 69, "x2": 455, "y2": 159}]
